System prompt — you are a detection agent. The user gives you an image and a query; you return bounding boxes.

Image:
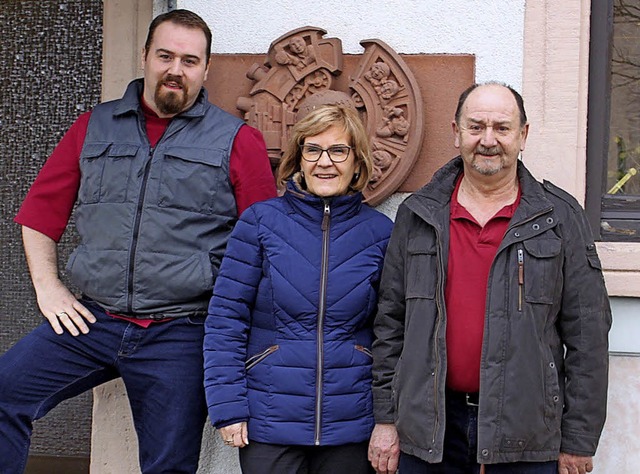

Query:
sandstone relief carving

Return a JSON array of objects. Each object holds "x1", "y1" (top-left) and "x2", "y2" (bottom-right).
[{"x1": 237, "y1": 27, "x2": 423, "y2": 205}]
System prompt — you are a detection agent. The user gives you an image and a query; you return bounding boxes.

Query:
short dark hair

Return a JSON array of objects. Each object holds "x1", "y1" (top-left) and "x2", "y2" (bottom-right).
[
  {"x1": 144, "y1": 9, "x2": 212, "y2": 63},
  {"x1": 454, "y1": 81, "x2": 528, "y2": 127}
]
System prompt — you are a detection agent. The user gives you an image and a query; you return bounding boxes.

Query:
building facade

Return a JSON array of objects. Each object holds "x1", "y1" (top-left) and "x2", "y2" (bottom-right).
[{"x1": 8, "y1": 0, "x2": 639, "y2": 472}]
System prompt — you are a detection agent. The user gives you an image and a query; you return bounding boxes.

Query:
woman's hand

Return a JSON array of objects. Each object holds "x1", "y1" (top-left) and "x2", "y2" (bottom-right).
[{"x1": 219, "y1": 421, "x2": 249, "y2": 448}]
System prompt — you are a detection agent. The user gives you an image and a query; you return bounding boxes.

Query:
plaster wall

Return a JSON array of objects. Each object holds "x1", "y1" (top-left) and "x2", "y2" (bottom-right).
[{"x1": 187, "y1": 0, "x2": 525, "y2": 89}]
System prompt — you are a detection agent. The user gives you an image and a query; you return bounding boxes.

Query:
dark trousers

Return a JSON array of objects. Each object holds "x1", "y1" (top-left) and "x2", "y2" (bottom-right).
[
  {"x1": 0, "y1": 299, "x2": 208, "y2": 474},
  {"x1": 399, "y1": 391, "x2": 558, "y2": 474},
  {"x1": 238, "y1": 440, "x2": 374, "y2": 474}
]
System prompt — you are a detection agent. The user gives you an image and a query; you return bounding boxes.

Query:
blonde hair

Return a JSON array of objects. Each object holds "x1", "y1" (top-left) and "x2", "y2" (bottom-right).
[{"x1": 277, "y1": 104, "x2": 372, "y2": 192}]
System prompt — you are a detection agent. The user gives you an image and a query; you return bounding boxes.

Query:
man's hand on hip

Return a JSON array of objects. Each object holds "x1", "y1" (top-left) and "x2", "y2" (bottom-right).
[{"x1": 36, "y1": 278, "x2": 95, "y2": 336}]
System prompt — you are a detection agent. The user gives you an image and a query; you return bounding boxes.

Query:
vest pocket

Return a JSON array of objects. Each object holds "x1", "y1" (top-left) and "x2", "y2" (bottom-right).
[
  {"x1": 79, "y1": 143, "x2": 138, "y2": 204},
  {"x1": 157, "y1": 147, "x2": 224, "y2": 215},
  {"x1": 78, "y1": 143, "x2": 110, "y2": 204}
]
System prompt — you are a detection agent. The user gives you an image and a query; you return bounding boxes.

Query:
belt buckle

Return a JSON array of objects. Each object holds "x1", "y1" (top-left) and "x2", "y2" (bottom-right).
[{"x1": 465, "y1": 393, "x2": 479, "y2": 407}]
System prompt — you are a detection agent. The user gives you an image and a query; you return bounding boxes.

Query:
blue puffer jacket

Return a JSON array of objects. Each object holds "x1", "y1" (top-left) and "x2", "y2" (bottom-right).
[{"x1": 204, "y1": 179, "x2": 393, "y2": 446}]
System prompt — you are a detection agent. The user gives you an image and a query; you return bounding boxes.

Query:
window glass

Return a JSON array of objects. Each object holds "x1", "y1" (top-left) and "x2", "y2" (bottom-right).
[{"x1": 608, "y1": 0, "x2": 640, "y2": 195}]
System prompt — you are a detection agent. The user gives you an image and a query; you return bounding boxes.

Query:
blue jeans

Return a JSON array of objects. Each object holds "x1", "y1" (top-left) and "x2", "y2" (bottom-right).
[
  {"x1": 0, "y1": 299, "x2": 207, "y2": 474},
  {"x1": 399, "y1": 391, "x2": 558, "y2": 474}
]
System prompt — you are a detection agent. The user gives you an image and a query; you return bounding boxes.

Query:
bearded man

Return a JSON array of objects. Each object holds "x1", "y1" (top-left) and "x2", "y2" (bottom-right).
[{"x1": 0, "y1": 9, "x2": 275, "y2": 473}]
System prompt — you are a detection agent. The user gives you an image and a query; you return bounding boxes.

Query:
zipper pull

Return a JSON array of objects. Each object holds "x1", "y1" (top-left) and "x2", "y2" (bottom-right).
[
  {"x1": 321, "y1": 201, "x2": 330, "y2": 231},
  {"x1": 517, "y1": 248, "x2": 524, "y2": 311}
]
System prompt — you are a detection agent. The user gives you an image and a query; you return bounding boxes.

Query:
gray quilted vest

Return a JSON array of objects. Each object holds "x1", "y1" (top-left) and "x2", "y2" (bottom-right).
[{"x1": 66, "y1": 79, "x2": 244, "y2": 318}]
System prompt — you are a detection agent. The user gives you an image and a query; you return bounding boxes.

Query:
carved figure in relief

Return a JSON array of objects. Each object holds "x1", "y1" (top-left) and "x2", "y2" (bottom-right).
[
  {"x1": 237, "y1": 30, "x2": 423, "y2": 206},
  {"x1": 364, "y1": 61, "x2": 399, "y2": 100},
  {"x1": 370, "y1": 144, "x2": 395, "y2": 184},
  {"x1": 275, "y1": 35, "x2": 316, "y2": 70},
  {"x1": 377, "y1": 106, "x2": 410, "y2": 138}
]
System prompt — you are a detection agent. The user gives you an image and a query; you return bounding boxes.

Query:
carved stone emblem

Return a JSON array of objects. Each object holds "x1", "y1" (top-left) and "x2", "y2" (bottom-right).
[{"x1": 237, "y1": 27, "x2": 424, "y2": 205}]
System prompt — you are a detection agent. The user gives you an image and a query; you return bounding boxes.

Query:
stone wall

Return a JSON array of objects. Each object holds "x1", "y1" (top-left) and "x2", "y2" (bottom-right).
[{"x1": 0, "y1": 0, "x2": 102, "y2": 457}]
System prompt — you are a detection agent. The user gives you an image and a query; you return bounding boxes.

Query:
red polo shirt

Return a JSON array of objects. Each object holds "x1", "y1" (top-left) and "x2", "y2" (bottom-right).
[{"x1": 445, "y1": 176, "x2": 521, "y2": 393}]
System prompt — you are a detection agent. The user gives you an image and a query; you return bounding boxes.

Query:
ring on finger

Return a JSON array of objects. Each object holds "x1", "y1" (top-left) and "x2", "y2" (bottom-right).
[{"x1": 57, "y1": 311, "x2": 69, "y2": 318}]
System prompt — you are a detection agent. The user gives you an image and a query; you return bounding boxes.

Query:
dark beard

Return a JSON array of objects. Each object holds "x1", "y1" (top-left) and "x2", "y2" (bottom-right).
[{"x1": 154, "y1": 75, "x2": 189, "y2": 115}]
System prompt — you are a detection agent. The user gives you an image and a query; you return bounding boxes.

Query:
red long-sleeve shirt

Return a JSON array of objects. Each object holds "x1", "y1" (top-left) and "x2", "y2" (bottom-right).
[{"x1": 15, "y1": 101, "x2": 277, "y2": 241}]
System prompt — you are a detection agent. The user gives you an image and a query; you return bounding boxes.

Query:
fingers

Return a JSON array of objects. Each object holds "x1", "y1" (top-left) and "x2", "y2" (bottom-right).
[
  {"x1": 368, "y1": 423, "x2": 400, "y2": 474},
  {"x1": 558, "y1": 453, "x2": 593, "y2": 474},
  {"x1": 45, "y1": 300, "x2": 96, "y2": 336},
  {"x1": 219, "y1": 422, "x2": 248, "y2": 448},
  {"x1": 43, "y1": 312, "x2": 65, "y2": 335},
  {"x1": 370, "y1": 452, "x2": 399, "y2": 474},
  {"x1": 241, "y1": 421, "x2": 249, "y2": 446},
  {"x1": 36, "y1": 280, "x2": 96, "y2": 336}
]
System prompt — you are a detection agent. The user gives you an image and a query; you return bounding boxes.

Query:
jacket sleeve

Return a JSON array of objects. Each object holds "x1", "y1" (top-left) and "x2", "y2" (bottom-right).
[
  {"x1": 556, "y1": 200, "x2": 612, "y2": 456},
  {"x1": 372, "y1": 204, "x2": 410, "y2": 423},
  {"x1": 203, "y1": 206, "x2": 264, "y2": 428}
]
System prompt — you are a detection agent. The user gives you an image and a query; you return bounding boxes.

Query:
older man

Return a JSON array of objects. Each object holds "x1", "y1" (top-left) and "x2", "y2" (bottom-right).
[
  {"x1": 0, "y1": 9, "x2": 276, "y2": 473},
  {"x1": 368, "y1": 82, "x2": 611, "y2": 474}
]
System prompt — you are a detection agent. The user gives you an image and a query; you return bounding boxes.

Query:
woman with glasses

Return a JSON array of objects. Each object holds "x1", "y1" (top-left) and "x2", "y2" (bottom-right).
[{"x1": 203, "y1": 104, "x2": 393, "y2": 474}]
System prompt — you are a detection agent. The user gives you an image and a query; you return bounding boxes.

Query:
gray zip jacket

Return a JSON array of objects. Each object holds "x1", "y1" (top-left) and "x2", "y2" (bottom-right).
[
  {"x1": 372, "y1": 157, "x2": 611, "y2": 464},
  {"x1": 67, "y1": 79, "x2": 243, "y2": 318}
]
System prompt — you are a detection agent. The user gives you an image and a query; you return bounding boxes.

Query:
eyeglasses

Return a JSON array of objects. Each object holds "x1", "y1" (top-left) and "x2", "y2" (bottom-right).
[{"x1": 300, "y1": 144, "x2": 352, "y2": 163}]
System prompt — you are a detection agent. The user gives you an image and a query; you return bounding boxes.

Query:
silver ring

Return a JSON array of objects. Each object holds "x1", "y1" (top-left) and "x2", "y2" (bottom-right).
[{"x1": 57, "y1": 311, "x2": 69, "y2": 318}]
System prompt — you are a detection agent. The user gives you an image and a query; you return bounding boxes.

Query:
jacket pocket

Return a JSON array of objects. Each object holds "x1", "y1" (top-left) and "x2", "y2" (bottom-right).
[
  {"x1": 157, "y1": 147, "x2": 225, "y2": 215},
  {"x1": 522, "y1": 238, "x2": 562, "y2": 304},
  {"x1": 79, "y1": 142, "x2": 138, "y2": 204},
  {"x1": 586, "y1": 244, "x2": 603, "y2": 270},
  {"x1": 246, "y1": 345, "x2": 279, "y2": 371},
  {"x1": 405, "y1": 238, "x2": 437, "y2": 299}
]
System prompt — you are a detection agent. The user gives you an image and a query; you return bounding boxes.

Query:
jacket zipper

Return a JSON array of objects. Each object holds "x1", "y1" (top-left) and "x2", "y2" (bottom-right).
[
  {"x1": 355, "y1": 345, "x2": 373, "y2": 358},
  {"x1": 517, "y1": 248, "x2": 524, "y2": 311},
  {"x1": 245, "y1": 345, "x2": 279, "y2": 371},
  {"x1": 126, "y1": 146, "x2": 155, "y2": 313},
  {"x1": 315, "y1": 200, "x2": 331, "y2": 445},
  {"x1": 432, "y1": 224, "x2": 444, "y2": 445}
]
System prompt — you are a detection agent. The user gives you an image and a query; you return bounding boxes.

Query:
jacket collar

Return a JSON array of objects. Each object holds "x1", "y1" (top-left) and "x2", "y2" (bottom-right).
[
  {"x1": 283, "y1": 177, "x2": 363, "y2": 223},
  {"x1": 112, "y1": 78, "x2": 209, "y2": 119},
  {"x1": 405, "y1": 156, "x2": 554, "y2": 227}
]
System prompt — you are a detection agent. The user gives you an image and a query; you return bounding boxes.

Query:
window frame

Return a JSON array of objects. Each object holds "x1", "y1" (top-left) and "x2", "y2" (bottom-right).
[{"x1": 587, "y1": 0, "x2": 640, "y2": 242}]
